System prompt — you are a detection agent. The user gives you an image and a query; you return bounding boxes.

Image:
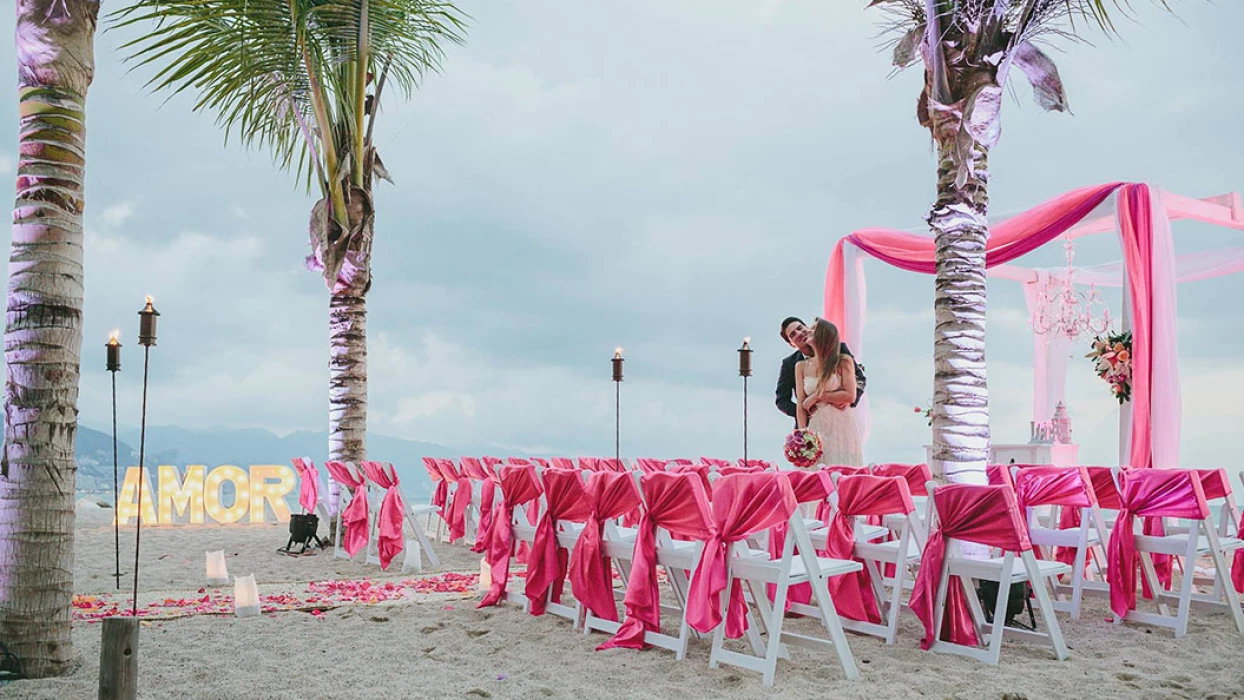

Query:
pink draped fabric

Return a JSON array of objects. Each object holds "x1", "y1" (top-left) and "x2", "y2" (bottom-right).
[
  {"x1": 986, "y1": 464, "x2": 1016, "y2": 491},
  {"x1": 479, "y1": 465, "x2": 544, "y2": 608},
  {"x1": 1188, "y1": 469, "x2": 1244, "y2": 594},
  {"x1": 579, "y1": 457, "x2": 601, "y2": 472},
  {"x1": 551, "y1": 457, "x2": 576, "y2": 470},
  {"x1": 870, "y1": 463, "x2": 932, "y2": 500},
  {"x1": 1085, "y1": 467, "x2": 1123, "y2": 510},
  {"x1": 421, "y1": 457, "x2": 448, "y2": 518},
  {"x1": 825, "y1": 182, "x2": 1169, "y2": 473},
  {"x1": 1235, "y1": 511, "x2": 1244, "y2": 594},
  {"x1": 823, "y1": 475, "x2": 915, "y2": 623},
  {"x1": 531, "y1": 457, "x2": 551, "y2": 468},
  {"x1": 911, "y1": 484, "x2": 1031, "y2": 650},
  {"x1": 767, "y1": 470, "x2": 833, "y2": 609},
  {"x1": 700, "y1": 458, "x2": 732, "y2": 469},
  {"x1": 436, "y1": 459, "x2": 472, "y2": 544},
  {"x1": 461, "y1": 458, "x2": 496, "y2": 554},
  {"x1": 360, "y1": 462, "x2": 405, "y2": 571},
  {"x1": 569, "y1": 471, "x2": 643, "y2": 622},
  {"x1": 326, "y1": 461, "x2": 369, "y2": 557},
  {"x1": 686, "y1": 474, "x2": 797, "y2": 638},
  {"x1": 739, "y1": 459, "x2": 773, "y2": 470},
  {"x1": 599, "y1": 473, "x2": 714, "y2": 651},
  {"x1": 292, "y1": 458, "x2": 319, "y2": 514},
  {"x1": 667, "y1": 463, "x2": 712, "y2": 493},
  {"x1": 526, "y1": 469, "x2": 593, "y2": 616},
  {"x1": 1107, "y1": 469, "x2": 1209, "y2": 618},
  {"x1": 1014, "y1": 466, "x2": 1096, "y2": 565},
  {"x1": 636, "y1": 458, "x2": 668, "y2": 474}
]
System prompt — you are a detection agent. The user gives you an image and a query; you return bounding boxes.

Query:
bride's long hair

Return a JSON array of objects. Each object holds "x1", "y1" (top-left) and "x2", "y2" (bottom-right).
[{"x1": 811, "y1": 319, "x2": 842, "y2": 397}]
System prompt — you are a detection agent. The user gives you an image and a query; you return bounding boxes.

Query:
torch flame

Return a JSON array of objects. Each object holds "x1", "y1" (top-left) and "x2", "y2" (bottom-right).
[
  {"x1": 108, "y1": 329, "x2": 120, "y2": 343},
  {"x1": 145, "y1": 294, "x2": 154, "y2": 305},
  {"x1": 614, "y1": 347, "x2": 623, "y2": 358},
  {"x1": 743, "y1": 337, "x2": 751, "y2": 345}
]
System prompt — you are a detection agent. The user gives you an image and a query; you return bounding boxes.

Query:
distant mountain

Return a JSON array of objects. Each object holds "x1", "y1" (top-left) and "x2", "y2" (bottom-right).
[{"x1": 77, "y1": 424, "x2": 521, "y2": 500}]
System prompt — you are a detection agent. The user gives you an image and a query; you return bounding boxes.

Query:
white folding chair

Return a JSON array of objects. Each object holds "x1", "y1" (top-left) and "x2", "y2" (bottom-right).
[{"x1": 923, "y1": 482, "x2": 1070, "y2": 665}]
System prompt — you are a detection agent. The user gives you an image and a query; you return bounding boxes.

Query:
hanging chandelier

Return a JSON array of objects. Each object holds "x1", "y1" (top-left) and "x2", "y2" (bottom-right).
[{"x1": 1031, "y1": 239, "x2": 1112, "y2": 340}]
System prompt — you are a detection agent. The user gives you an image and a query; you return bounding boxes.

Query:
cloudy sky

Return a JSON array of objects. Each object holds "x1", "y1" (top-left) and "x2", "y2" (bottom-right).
[{"x1": 1, "y1": 0, "x2": 1241, "y2": 467}]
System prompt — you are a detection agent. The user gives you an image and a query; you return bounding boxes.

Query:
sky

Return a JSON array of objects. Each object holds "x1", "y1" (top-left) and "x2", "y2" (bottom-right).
[{"x1": 1, "y1": 0, "x2": 1242, "y2": 468}]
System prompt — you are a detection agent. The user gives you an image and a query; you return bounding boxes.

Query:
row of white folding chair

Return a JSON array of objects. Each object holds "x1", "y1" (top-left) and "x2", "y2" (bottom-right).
[{"x1": 329, "y1": 462, "x2": 441, "y2": 572}]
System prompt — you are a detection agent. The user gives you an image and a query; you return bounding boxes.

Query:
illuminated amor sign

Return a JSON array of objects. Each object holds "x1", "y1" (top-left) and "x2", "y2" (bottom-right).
[{"x1": 116, "y1": 465, "x2": 297, "y2": 525}]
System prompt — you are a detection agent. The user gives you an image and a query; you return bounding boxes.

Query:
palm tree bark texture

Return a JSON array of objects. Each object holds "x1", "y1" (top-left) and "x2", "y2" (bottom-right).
[{"x1": 0, "y1": 0, "x2": 100, "y2": 678}]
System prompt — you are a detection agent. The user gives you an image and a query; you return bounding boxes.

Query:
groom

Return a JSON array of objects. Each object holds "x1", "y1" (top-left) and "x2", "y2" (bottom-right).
[{"x1": 775, "y1": 316, "x2": 865, "y2": 424}]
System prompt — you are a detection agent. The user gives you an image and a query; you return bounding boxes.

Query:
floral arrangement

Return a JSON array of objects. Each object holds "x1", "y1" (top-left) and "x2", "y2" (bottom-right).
[
  {"x1": 784, "y1": 429, "x2": 823, "y2": 468},
  {"x1": 914, "y1": 403, "x2": 932, "y2": 426},
  {"x1": 1086, "y1": 331, "x2": 1132, "y2": 404}
]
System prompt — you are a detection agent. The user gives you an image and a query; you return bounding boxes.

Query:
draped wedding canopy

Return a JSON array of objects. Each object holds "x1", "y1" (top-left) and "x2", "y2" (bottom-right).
[{"x1": 823, "y1": 182, "x2": 1244, "y2": 472}]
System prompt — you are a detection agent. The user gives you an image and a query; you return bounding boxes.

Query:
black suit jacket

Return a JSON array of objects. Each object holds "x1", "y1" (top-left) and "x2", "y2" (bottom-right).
[{"x1": 775, "y1": 343, "x2": 863, "y2": 422}]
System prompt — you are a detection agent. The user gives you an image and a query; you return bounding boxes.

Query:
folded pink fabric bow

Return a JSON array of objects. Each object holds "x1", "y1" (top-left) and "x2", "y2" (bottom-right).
[
  {"x1": 361, "y1": 462, "x2": 406, "y2": 571},
  {"x1": 526, "y1": 468, "x2": 592, "y2": 616},
  {"x1": 478, "y1": 465, "x2": 543, "y2": 609},
  {"x1": 910, "y1": 484, "x2": 1031, "y2": 650},
  {"x1": 599, "y1": 473, "x2": 714, "y2": 651},
  {"x1": 824, "y1": 475, "x2": 916, "y2": 624},
  {"x1": 291, "y1": 458, "x2": 320, "y2": 514},
  {"x1": 1107, "y1": 469, "x2": 1208, "y2": 618},
  {"x1": 686, "y1": 473, "x2": 797, "y2": 639},
  {"x1": 422, "y1": 457, "x2": 449, "y2": 518},
  {"x1": 569, "y1": 471, "x2": 643, "y2": 622},
  {"x1": 438, "y1": 459, "x2": 472, "y2": 543},
  {"x1": 325, "y1": 461, "x2": 368, "y2": 557},
  {"x1": 459, "y1": 458, "x2": 496, "y2": 554}
]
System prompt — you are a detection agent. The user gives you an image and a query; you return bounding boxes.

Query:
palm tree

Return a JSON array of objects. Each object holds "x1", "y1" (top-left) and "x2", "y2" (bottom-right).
[
  {"x1": 113, "y1": 0, "x2": 466, "y2": 468},
  {"x1": 0, "y1": 0, "x2": 100, "y2": 678},
  {"x1": 868, "y1": 0, "x2": 1152, "y2": 483}
]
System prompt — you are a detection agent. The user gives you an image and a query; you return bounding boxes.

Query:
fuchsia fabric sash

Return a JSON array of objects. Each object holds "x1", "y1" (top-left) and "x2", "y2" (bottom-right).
[
  {"x1": 824, "y1": 475, "x2": 915, "y2": 624},
  {"x1": 579, "y1": 457, "x2": 600, "y2": 472},
  {"x1": 326, "y1": 461, "x2": 369, "y2": 557},
  {"x1": 550, "y1": 457, "x2": 576, "y2": 470},
  {"x1": 360, "y1": 462, "x2": 405, "y2": 571},
  {"x1": 686, "y1": 474, "x2": 797, "y2": 639},
  {"x1": 635, "y1": 458, "x2": 668, "y2": 474},
  {"x1": 422, "y1": 457, "x2": 448, "y2": 517},
  {"x1": 911, "y1": 484, "x2": 1031, "y2": 650},
  {"x1": 985, "y1": 464, "x2": 1016, "y2": 491},
  {"x1": 461, "y1": 458, "x2": 496, "y2": 555},
  {"x1": 1197, "y1": 470, "x2": 1244, "y2": 593},
  {"x1": 1107, "y1": 469, "x2": 1209, "y2": 618},
  {"x1": 738, "y1": 459, "x2": 773, "y2": 470},
  {"x1": 526, "y1": 469, "x2": 592, "y2": 616},
  {"x1": 1014, "y1": 466, "x2": 1096, "y2": 565},
  {"x1": 479, "y1": 465, "x2": 544, "y2": 608},
  {"x1": 870, "y1": 463, "x2": 932, "y2": 500},
  {"x1": 768, "y1": 470, "x2": 833, "y2": 608},
  {"x1": 438, "y1": 459, "x2": 472, "y2": 543},
  {"x1": 700, "y1": 457, "x2": 732, "y2": 468},
  {"x1": 1085, "y1": 467, "x2": 1123, "y2": 511},
  {"x1": 599, "y1": 473, "x2": 714, "y2": 650},
  {"x1": 569, "y1": 471, "x2": 643, "y2": 622},
  {"x1": 666, "y1": 463, "x2": 712, "y2": 493},
  {"x1": 292, "y1": 458, "x2": 319, "y2": 514}
]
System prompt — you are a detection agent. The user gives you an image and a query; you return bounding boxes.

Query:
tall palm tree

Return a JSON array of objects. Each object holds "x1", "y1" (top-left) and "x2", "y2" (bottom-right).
[
  {"x1": 0, "y1": 0, "x2": 100, "y2": 678},
  {"x1": 113, "y1": 0, "x2": 466, "y2": 468},
  {"x1": 868, "y1": 0, "x2": 1151, "y2": 483}
]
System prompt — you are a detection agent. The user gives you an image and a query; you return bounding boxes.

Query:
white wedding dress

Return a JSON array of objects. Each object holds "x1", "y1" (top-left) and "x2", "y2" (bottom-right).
[{"x1": 804, "y1": 367, "x2": 864, "y2": 467}]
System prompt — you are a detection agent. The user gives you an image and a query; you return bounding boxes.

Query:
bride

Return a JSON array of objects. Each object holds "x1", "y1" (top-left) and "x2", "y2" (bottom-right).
[{"x1": 794, "y1": 319, "x2": 863, "y2": 467}]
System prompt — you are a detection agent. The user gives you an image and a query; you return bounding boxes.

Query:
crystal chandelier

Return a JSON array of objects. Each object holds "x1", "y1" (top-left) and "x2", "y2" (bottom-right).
[{"x1": 1031, "y1": 239, "x2": 1111, "y2": 340}]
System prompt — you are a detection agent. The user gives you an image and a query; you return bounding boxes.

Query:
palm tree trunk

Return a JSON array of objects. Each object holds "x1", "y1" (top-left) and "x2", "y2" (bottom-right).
[
  {"x1": 1, "y1": 0, "x2": 99, "y2": 678},
  {"x1": 328, "y1": 284, "x2": 368, "y2": 466},
  {"x1": 928, "y1": 117, "x2": 991, "y2": 486}
]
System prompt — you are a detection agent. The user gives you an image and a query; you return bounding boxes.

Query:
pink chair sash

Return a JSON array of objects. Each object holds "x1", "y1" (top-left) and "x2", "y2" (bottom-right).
[
  {"x1": 526, "y1": 469, "x2": 592, "y2": 616},
  {"x1": 1014, "y1": 466, "x2": 1095, "y2": 565},
  {"x1": 437, "y1": 459, "x2": 472, "y2": 543},
  {"x1": 823, "y1": 475, "x2": 914, "y2": 623},
  {"x1": 360, "y1": 462, "x2": 406, "y2": 571},
  {"x1": 579, "y1": 457, "x2": 601, "y2": 472},
  {"x1": 1107, "y1": 469, "x2": 1209, "y2": 618},
  {"x1": 460, "y1": 458, "x2": 496, "y2": 554},
  {"x1": 686, "y1": 474, "x2": 797, "y2": 638},
  {"x1": 531, "y1": 457, "x2": 551, "y2": 468},
  {"x1": 292, "y1": 458, "x2": 319, "y2": 514},
  {"x1": 700, "y1": 457, "x2": 732, "y2": 469},
  {"x1": 569, "y1": 471, "x2": 643, "y2": 622},
  {"x1": 478, "y1": 465, "x2": 543, "y2": 608},
  {"x1": 666, "y1": 463, "x2": 712, "y2": 493},
  {"x1": 550, "y1": 457, "x2": 576, "y2": 470},
  {"x1": 598, "y1": 473, "x2": 714, "y2": 650},
  {"x1": 870, "y1": 463, "x2": 932, "y2": 499},
  {"x1": 985, "y1": 464, "x2": 1016, "y2": 491},
  {"x1": 738, "y1": 459, "x2": 773, "y2": 470},
  {"x1": 910, "y1": 484, "x2": 1031, "y2": 650},
  {"x1": 768, "y1": 470, "x2": 833, "y2": 609},
  {"x1": 1188, "y1": 469, "x2": 1244, "y2": 594},
  {"x1": 421, "y1": 457, "x2": 448, "y2": 517},
  {"x1": 1235, "y1": 510, "x2": 1244, "y2": 594},
  {"x1": 326, "y1": 461, "x2": 369, "y2": 557},
  {"x1": 635, "y1": 458, "x2": 668, "y2": 474}
]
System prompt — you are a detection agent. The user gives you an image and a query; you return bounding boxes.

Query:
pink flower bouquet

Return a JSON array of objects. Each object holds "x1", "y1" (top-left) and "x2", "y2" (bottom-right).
[
  {"x1": 784, "y1": 429, "x2": 823, "y2": 468},
  {"x1": 1086, "y1": 330, "x2": 1132, "y2": 404}
]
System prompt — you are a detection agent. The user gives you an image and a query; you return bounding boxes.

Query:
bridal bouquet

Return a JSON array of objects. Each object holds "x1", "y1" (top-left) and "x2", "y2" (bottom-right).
[
  {"x1": 1086, "y1": 331, "x2": 1132, "y2": 404},
  {"x1": 784, "y1": 429, "x2": 823, "y2": 468}
]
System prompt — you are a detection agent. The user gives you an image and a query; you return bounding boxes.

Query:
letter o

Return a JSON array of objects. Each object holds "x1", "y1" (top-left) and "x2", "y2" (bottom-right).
[{"x1": 204, "y1": 465, "x2": 250, "y2": 524}]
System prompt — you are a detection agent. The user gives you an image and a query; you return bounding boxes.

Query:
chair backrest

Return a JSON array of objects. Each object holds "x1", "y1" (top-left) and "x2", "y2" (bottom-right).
[
  {"x1": 324, "y1": 460, "x2": 364, "y2": 489},
  {"x1": 836, "y1": 474, "x2": 916, "y2": 517},
  {"x1": 434, "y1": 458, "x2": 461, "y2": 482},
  {"x1": 1084, "y1": 466, "x2": 1123, "y2": 510},
  {"x1": 597, "y1": 458, "x2": 627, "y2": 473},
  {"x1": 929, "y1": 483, "x2": 1031, "y2": 553},
  {"x1": 870, "y1": 463, "x2": 932, "y2": 498},
  {"x1": 700, "y1": 457, "x2": 732, "y2": 469},
  {"x1": 634, "y1": 471, "x2": 714, "y2": 536},
  {"x1": 531, "y1": 457, "x2": 551, "y2": 468},
  {"x1": 539, "y1": 468, "x2": 592, "y2": 524},
  {"x1": 550, "y1": 457, "x2": 576, "y2": 471},
  {"x1": 635, "y1": 458, "x2": 668, "y2": 474},
  {"x1": 578, "y1": 457, "x2": 601, "y2": 472},
  {"x1": 985, "y1": 464, "x2": 1016, "y2": 491},
  {"x1": 421, "y1": 457, "x2": 444, "y2": 482},
  {"x1": 784, "y1": 469, "x2": 833, "y2": 505},
  {"x1": 1013, "y1": 466, "x2": 1096, "y2": 510},
  {"x1": 1194, "y1": 468, "x2": 1232, "y2": 501},
  {"x1": 585, "y1": 470, "x2": 643, "y2": 521},
  {"x1": 1118, "y1": 468, "x2": 1210, "y2": 520},
  {"x1": 497, "y1": 464, "x2": 544, "y2": 517},
  {"x1": 665, "y1": 463, "x2": 712, "y2": 493},
  {"x1": 821, "y1": 465, "x2": 867, "y2": 478},
  {"x1": 737, "y1": 459, "x2": 773, "y2": 470},
  {"x1": 459, "y1": 457, "x2": 489, "y2": 480}
]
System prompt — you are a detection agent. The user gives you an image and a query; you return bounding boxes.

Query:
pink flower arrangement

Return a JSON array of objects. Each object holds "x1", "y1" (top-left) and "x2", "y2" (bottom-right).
[
  {"x1": 784, "y1": 429, "x2": 823, "y2": 468},
  {"x1": 1086, "y1": 331, "x2": 1132, "y2": 404}
]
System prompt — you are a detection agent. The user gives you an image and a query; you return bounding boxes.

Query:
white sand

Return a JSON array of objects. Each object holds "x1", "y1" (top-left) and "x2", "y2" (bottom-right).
[{"x1": 4, "y1": 503, "x2": 1244, "y2": 699}]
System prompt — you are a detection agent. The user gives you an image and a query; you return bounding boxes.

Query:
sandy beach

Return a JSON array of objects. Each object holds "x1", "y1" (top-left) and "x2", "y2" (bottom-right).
[{"x1": 4, "y1": 502, "x2": 1243, "y2": 699}]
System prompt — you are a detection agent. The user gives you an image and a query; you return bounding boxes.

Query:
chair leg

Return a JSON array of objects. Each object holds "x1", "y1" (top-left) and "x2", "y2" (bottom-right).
[
  {"x1": 1024, "y1": 556, "x2": 1069, "y2": 660},
  {"x1": 885, "y1": 556, "x2": 906, "y2": 645},
  {"x1": 759, "y1": 578, "x2": 791, "y2": 687},
  {"x1": 810, "y1": 573, "x2": 860, "y2": 680},
  {"x1": 1204, "y1": 533, "x2": 1244, "y2": 634}
]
